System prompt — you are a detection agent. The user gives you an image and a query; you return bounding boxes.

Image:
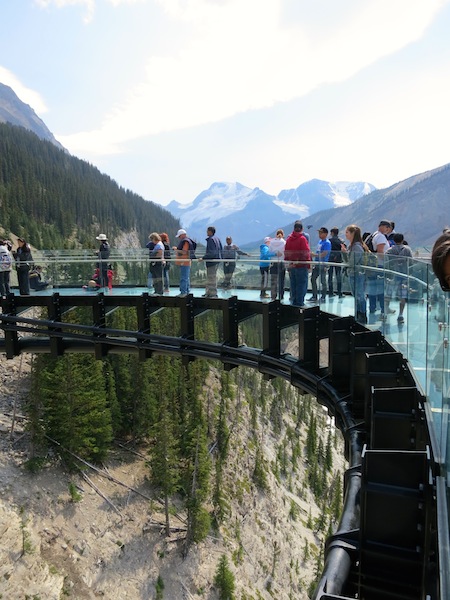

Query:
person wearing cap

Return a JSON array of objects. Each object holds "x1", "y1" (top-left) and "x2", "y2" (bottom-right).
[
  {"x1": 284, "y1": 220, "x2": 311, "y2": 307},
  {"x1": 172, "y1": 228, "x2": 195, "y2": 296},
  {"x1": 366, "y1": 220, "x2": 392, "y2": 316},
  {"x1": 199, "y1": 226, "x2": 223, "y2": 298},
  {"x1": 14, "y1": 237, "x2": 33, "y2": 295},
  {"x1": 222, "y1": 236, "x2": 249, "y2": 289},
  {"x1": 259, "y1": 236, "x2": 274, "y2": 298},
  {"x1": 307, "y1": 227, "x2": 331, "y2": 303},
  {"x1": 96, "y1": 233, "x2": 110, "y2": 288}
]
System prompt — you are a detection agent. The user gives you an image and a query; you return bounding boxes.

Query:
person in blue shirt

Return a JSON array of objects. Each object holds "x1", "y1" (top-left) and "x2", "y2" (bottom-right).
[
  {"x1": 307, "y1": 227, "x2": 331, "y2": 302},
  {"x1": 259, "y1": 236, "x2": 274, "y2": 297}
]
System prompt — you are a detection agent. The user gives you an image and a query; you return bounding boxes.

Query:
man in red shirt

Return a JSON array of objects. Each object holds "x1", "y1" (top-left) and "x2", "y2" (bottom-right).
[{"x1": 284, "y1": 220, "x2": 311, "y2": 307}]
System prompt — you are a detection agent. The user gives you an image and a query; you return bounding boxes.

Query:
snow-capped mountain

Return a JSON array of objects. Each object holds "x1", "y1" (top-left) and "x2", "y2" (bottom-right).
[{"x1": 167, "y1": 179, "x2": 376, "y2": 244}]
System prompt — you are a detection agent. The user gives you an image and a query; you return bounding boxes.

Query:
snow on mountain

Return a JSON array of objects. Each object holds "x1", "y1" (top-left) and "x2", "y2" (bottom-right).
[{"x1": 167, "y1": 179, "x2": 375, "y2": 244}]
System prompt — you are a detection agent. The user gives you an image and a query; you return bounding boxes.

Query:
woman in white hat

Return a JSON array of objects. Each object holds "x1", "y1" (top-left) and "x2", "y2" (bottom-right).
[{"x1": 96, "y1": 234, "x2": 110, "y2": 288}]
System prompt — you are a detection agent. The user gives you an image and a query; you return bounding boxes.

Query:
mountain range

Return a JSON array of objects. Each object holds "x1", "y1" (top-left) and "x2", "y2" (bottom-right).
[{"x1": 167, "y1": 180, "x2": 375, "y2": 244}]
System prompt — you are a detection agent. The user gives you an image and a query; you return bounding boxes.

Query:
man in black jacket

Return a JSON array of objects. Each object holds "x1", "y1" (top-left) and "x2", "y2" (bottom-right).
[
  {"x1": 199, "y1": 226, "x2": 223, "y2": 297},
  {"x1": 328, "y1": 227, "x2": 344, "y2": 297},
  {"x1": 14, "y1": 237, "x2": 33, "y2": 295}
]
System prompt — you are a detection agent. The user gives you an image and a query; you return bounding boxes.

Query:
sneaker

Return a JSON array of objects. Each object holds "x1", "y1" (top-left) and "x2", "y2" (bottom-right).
[
  {"x1": 176, "y1": 293, "x2": 187, "y2": 298},
  {"x1": 260, "y1": 292, "x2": 269, "y2": 297},
  {"x1": 307, "y1": 296, "x2": 318, "y2": 302},
  {"x1": 320, "y1": 296, "x2": 326, "y2": 302},
  {"x1": 397, "y1": 316, "x2": 405, "y2": 323},
  {"x1": 386, "y1": 308, "x2": 396, "y2": 314}
]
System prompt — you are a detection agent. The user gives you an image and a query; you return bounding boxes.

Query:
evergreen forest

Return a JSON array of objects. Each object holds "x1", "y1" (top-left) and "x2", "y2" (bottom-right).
[
  {"x1": 0, "y1": 122, "x2": 180, "y2": 249},
  {"x1": 25, "y1": 307, "x2": 344, "y2": 595}
]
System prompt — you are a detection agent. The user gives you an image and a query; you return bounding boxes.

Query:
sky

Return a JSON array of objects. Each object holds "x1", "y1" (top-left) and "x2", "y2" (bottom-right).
[{"x1": 1, "y1": 0, "x2": 450, "y2": 207}]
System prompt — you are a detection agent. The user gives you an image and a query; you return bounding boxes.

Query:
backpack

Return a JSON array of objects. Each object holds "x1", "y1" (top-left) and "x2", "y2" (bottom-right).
[
  {"x1": 0, "y1": 251, "x2": 12, "y2": 272},
  {"x1": 187, "y1": 238, "x2": 197, "y2": 259},
  {"x1": 363, "y1": 233, "x2": 376, "y2": 253},
  {"x1": 329, "y1": 236, "x2": 343, "y2": 262},
  {"x1": 362, "y1": 249, "x2": 378, "y2": 269}
]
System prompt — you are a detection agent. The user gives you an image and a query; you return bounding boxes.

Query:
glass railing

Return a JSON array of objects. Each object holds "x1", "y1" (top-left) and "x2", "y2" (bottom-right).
[{"x1": 4, "y1": 250, "x2": 449, "y2": 544}]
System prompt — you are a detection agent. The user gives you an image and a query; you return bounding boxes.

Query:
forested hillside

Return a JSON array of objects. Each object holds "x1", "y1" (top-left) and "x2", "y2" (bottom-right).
[
  {"x1": 0, "y1": 122, "x2": 180, "y2": 248},
  {"x1": 8, "y1": 307, "x2": 344, "y2": 599}
]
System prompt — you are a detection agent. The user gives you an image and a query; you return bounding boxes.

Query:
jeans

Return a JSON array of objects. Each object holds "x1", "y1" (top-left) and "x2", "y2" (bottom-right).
[
  {"x1": 311, "y1": 264, "x2": 327, "y2": 298},
  {"x1": 205, "y1": 264, "x2": 219, "y2": 296},
  {"x1": 223, "y1": 262, "x2": 236, "y2": 288},
  {"x1": 328, "y1": 264, "x2": 342, "y2": 295},
  {"x1": 289, "y1": 267, "x2": 308, "y2": 306},
  {"x1": 179, "y1": 265, "x2": 190, "y2": 294},
  {"x1": 260, "y1": 266, "x2": 269, "y2": 294},
  {"x1": 348, "y1": 272, "x2": 366, "y2": 315},
  {"x1": 270, "y1": 263, "x2": 286, "y2": 299},
  {"x1": 163, "y1": 266, "x2": 170, "y2": 291}
]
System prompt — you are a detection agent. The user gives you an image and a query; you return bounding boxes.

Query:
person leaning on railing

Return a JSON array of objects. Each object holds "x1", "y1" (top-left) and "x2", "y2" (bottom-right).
[{"x1": 431, "y1": 228, "x2": 450, "y2": 291}]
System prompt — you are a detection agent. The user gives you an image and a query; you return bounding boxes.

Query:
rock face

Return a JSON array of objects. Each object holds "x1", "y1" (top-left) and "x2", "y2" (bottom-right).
[
  {"x1": 0, "y1": 348, "x2": 345, "y2": 599},
  {"x1": 0, "y1": 82, "x2": 65, "y2": 151}
]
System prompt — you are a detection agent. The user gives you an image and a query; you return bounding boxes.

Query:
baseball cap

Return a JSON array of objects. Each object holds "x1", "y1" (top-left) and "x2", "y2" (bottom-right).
[
  {"x1": 294, "y1": 220, "x2": 303, "y2": 229},
  {"x1": 175, "y1": 229, "x2": 187, "y2": 237},
  {"x1": 378, "y1": 220, "x2": 391, "y2": 228},
  {"x1": 318, "y1": 227, "x2": 328, "y2": 233},
  {"x1": 264, "y1": 236, "x2": 271, "y2": 243}
]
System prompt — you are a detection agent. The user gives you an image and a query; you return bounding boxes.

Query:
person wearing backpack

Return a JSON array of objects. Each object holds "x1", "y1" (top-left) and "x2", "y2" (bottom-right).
[
  {"x1": 0, "y1": 239, "x2": 13, "y2": 298},
  {"x1": 364, "y1": 220, "x2": 392, "y2": 316},
  {"x1": 172, "y1": 228, "x2": 196, "y2": 297},
  {"x1": 327, "y1": 227, "x2": 344, "y2": 298}
]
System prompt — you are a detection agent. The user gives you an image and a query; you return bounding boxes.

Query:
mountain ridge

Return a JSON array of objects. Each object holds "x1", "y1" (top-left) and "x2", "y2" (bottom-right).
[
  {"x1": 0, "y1": 82, "x2": 65, "y2": 151},
  {"x1": 168, "y1": 179, "x2": 376, "y2": 243}
]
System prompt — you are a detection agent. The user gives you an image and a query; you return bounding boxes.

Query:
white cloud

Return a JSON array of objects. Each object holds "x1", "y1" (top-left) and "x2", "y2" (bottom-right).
[
  {"x1": 0, "y1": 67, "x2": 48, "y2": 114},
  {"x1": 56, "y1": 0, "x2": 450, "y2": 156}
]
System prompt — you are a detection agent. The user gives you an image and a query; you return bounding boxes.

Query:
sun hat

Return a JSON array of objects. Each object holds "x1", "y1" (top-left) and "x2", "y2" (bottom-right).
[{"x1": 96, "y1": 233, "x2": 108, "y2": 241}]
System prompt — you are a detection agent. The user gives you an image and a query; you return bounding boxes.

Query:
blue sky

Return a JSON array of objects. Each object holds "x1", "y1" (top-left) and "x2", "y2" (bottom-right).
[{"x1": 1, "y1": 0, "x2": 450, "y2": 206}]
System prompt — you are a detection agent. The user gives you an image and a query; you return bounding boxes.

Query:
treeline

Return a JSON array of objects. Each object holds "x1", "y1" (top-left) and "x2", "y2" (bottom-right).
[
  {"x1": 0, "y1": 122, "x2": 180, "y2": 248},
  {"x1": 25, "y1": 308, "x2": 343, "y2": 583}
]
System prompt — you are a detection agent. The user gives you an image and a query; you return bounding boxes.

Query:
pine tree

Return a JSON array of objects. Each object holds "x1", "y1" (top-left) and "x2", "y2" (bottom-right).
[
  {"x1": 149, "y1": 388, "x2": 180, "y2": 537},
  {"x1": 214, "y1": 554, "x2": 236, "y2": 600},
  {"x1": 33, "y1": 354, "x2": 113, "y2": 463}
]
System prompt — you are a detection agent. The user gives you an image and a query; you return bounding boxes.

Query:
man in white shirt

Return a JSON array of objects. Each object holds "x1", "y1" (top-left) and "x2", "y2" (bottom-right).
[{"x1": 367, "y1": 219, "x2": 393, "y2": 317}]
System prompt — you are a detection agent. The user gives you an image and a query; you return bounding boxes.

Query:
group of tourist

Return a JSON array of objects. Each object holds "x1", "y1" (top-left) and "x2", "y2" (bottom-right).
[
  {"x1": 6, "y1": 221, "x2": 448, "y2": 323},
  {"x1": 254, "y1": 218, "x2": 414, "y2": 323}
]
